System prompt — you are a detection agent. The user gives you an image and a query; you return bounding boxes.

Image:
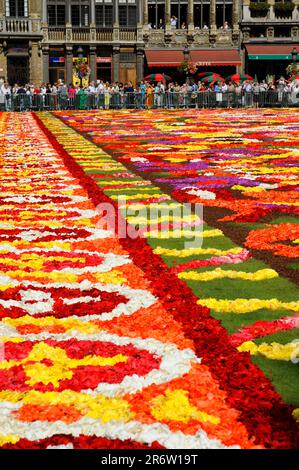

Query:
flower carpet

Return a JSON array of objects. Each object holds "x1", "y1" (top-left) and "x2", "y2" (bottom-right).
[{"x1": 0, "y1": 110, "x2": 298, "y2": 449}]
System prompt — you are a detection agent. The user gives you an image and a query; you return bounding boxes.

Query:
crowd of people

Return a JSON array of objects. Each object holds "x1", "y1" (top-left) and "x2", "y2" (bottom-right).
[
  {"x1": 1, "y1": 75, "x2": 299, "y2": 111},
  {"x1": 148, "y1": 16, "x2": 230, "y2": 31}
]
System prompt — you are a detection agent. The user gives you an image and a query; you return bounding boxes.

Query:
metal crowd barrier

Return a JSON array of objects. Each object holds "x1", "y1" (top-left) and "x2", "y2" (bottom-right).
[{"x1": 0, "y1": 91, "x2": 298, "y2": 111}]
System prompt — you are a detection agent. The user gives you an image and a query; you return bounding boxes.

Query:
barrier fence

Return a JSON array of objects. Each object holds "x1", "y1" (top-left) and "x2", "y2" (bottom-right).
[{"x1": 0, "y1": 91, "x2": 299, "y2": 111}]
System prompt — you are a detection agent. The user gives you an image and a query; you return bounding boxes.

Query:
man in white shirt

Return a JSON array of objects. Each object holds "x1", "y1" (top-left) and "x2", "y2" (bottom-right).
[
  {"x1": 96, "y1": 80, "x2": 105, "y2": 109},
  {"x1": 171, "y1": 16, "x2": 177, "y2": 29}
]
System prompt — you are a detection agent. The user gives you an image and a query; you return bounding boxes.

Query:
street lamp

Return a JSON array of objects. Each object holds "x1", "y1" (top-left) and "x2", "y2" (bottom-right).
[
  {"x1": 184, "y1": 44, "x2": 190, "y2": 62},
  {"x1": 77, "y1": 46, "x2": 84, "y2": 58},
  {"x1": 77, "y1": 46, "x2": 84, "y2": 86},
  {"x1": 292, "y1": 47, "x2": 298, "y2": 63}
]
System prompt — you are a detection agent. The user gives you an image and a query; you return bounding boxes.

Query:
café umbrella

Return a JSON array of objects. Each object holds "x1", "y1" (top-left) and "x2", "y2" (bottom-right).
[
  {"x1": 201, "y1": 74, "x2": 223, "y2": 84},
  {"x1": 197, "y1": 71, "x2": 221, "y2": 78},
  {"x1": 144, "y1": 73, "x2": 172, "y2": 82},
  {"x1": 226, "y1": 73, "x2": 253, "y2": 83}
]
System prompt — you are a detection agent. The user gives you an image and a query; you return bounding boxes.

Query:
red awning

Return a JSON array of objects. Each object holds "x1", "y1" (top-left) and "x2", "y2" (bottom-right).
[
  {"x1": 145, "y1": 50, "x2": 184, "y2": 67},
  {"x1": 190, "y1": 50, "x2": 241, "y2": 66},
  {"x1": 246, "y1": 44, "x2": 299, "y2": 55},
  {"x1": 246, "y1": 44, "x2": 299, "y2": 60}
]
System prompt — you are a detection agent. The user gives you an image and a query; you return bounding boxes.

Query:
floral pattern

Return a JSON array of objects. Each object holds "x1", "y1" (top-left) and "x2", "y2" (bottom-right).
[{"x1": 0, "y1": 110, "x2": 298, "y2": 449}]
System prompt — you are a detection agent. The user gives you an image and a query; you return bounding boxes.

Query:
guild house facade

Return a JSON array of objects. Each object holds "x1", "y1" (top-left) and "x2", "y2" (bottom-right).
[{"x1": 0, "y1": 1, "x2": 298, "y2": 85}]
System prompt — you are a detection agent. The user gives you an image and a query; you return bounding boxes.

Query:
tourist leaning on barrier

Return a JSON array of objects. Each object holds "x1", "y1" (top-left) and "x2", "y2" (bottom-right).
[{"x1": 1, "y1": 82, "x2": 12, "y2": 111}]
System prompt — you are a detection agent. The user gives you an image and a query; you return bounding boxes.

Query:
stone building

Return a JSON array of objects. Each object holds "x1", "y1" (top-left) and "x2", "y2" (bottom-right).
[
  {"x1": 241, "y1": 0, "x2": 299, "y2": 78},
  {"x1": 0, "y1": 1, "x2": 43, "y2": 85},
  {"x1": 1, "y1": 1, "x2": 296, "y2": 86},
  {"x1": 0, "y1": 1, "x2": 244, "y2": 85}
]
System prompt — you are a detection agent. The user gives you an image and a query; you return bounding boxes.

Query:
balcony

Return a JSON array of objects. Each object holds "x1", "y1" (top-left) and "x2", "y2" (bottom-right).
[
  {"x1": 72, "y1": 27, "x2": 90, "y2": 42},
  {"x1": 144, "y1": 28, "x2": 235, "y2": 48},
  {"x1": 243, "y1": 5, "x2": 299, "y2": 23},
  {"x1": 48, "y1": 27, "x2": 65, "y2": 41},
  {"x1": 96, "y1": 28, "x2": 113, "y2": 42},
  {"x1": 120, "y1": 28, "x2": 137, "y2": 42},
  {"x1": 0, "y1": 17, "x2": 41, "y2": 36},
  {"x1": 46, "y1": 26, "x2": 137, "y2": 44}
]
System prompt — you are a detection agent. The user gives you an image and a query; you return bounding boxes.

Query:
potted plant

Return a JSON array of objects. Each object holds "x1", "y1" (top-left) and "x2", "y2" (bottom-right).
[
  {"x1": 249, "y1": 2, "x2": 270, "y2": 18},
  {"x1": 274, "y1": 1, "x2": 295, "y2": 19},
  {"x1": 286, "y1": 62, "x2": 299, "y2": 77},
  {"x1": 178, "y1": 60, "x2": 197, "y2": 77},
  {"x1": 74, "y1": 60, "x2": 91, "y2": 87}
]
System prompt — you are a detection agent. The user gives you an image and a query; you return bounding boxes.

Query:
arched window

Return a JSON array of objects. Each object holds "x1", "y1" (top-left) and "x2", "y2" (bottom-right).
[{"x1": 6, "y1": 0, "x2": 28, "y2": 17}]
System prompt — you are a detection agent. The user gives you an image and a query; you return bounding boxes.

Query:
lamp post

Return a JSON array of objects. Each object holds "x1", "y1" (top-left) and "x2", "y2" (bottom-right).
[
  {"x1": 287, "y1": 47, "x2": 299, "y2": 79},
  {"x1": 184, "y1": 44, "x2": 190, "y2": 62},
  {"x1": 77, "y1": 46, "x2": 84, "y2": 86},
  {"x1": 292, "y1": 47, "x2": 298, "y2": 63}
]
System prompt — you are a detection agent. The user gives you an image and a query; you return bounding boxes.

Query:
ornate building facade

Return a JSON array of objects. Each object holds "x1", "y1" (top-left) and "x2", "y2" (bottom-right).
[
  {"x1": 0, "y1": 1, "x2": 297, "y2": 85},
  {"x1": 0, "y1": 1, "x2": 243, "y2": 85},
  {"x1": 241, "y1": 0, "x2": 299, "y2": 78}
]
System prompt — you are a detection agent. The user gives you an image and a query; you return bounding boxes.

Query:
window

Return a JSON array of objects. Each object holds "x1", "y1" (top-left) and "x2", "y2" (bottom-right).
[
  {"x1": 71, "y1": 1, "x2": 90, "y2": 26},
  {"x1": 216, "y1": 0, "x2": 233, "y2": 29},
  {"x1": 119, "y1": 0, "x2": 137, "y2": 27},
  {"x1": 171, "y1": 0, "x2": 188, "y2": 28},
  {"x1": 6, "y1": 0, "x2": 28, "y2": 17},
  {"x1": 95, "y1": 0, "x2": 113, "y2": 28},
  {"x1": 194, "y1": 1, "x2": 210, "y2": 29},
  {"x1": 48, "y1": 2, "x2": 66, "y2": 26},
  {"x1": 148, "y1": 0, "x2": 165, "y2": 29}
]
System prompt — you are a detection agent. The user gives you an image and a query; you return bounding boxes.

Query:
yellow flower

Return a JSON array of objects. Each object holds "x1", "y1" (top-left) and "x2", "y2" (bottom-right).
[
  {"x1": 154, "y1": 246, "x2": 243, "y2": 258},
  {"x1": 238, "y1": 341, "x2": 299, "y2": 361},
  {"x1": 198, "y1": 298, "x2": 299, "y2": 314},
  {"x1": 151, "y1": 389, "x2": 220, "y2": 425},
  {"x1": 179, "y1": 268, "x2": 278, "y2": 282}
]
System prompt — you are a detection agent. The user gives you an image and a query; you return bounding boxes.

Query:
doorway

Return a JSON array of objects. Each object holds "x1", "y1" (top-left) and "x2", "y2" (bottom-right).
[{"x1": 7, "y1": 56, "x2": 29, "y2": 85}]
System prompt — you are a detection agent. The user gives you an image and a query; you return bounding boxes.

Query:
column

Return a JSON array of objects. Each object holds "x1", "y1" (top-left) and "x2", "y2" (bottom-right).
[
  {"x1": 89, "y1": 46, "x2": 97, "y2": 82},
  {"x1": 233, "y1": 0, "x2": 240, "y2": 29},
  {"x1": 165, "y1": 0, "x2": 171, "y2": 25},
  {"x1": 136, "y1": 49, "x2": 144, "y2": 82},
  {"x1": 42, "y1": 48, "x2": 49, "y2": 84},
  {"x1": 29, "y1": 0, "x2": 40, "y2": 17},
  {"x1": 90, "y1": 0, "x2": 96, "y2": 26},
  {"x1": 137, "y1": 0, "x2": 143, "y2": 25},
  {"x1": 0, "y1": 44, "x2": 7, "y2": 81},
  {"x1": 42, "y1": 0, "x2": 47, "y2": 22},
  {"x1": 30, "y1": 41, "x2": 43, "y2": 86},
  {"x1": 188, "y1": 0, "x2": 194, "y2": 28},
  {"x1": 143, "y1": 0, "x2": 148, "y2": 25},
  {"x1": 66, "y1": 1, "x2": 72, "y2": 24},
  {"x1": 114, "y1": 0, "x2": 119, "y2": 25},
  {"x1": 112, "y1": 47, "x2": 120, "y2": 83},
  {"x1": 209, "y1": 0, "x2": 216, "y2": 30},
  {"x1": 66, "y1": 47, "x2": 73, "y2": 84},
  {"x1": 0, "y1": 0, "x2": 4, "y2": 15},
  {"x1": 165, "y1": 0, "x2": 171, "y2": 34},
  {"x1": 113, "y1": 0, "x2": 119, "y2": 42}
]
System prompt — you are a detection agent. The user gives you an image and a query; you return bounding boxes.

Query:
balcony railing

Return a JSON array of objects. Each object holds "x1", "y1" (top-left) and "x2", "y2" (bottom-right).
[
  {"x1": 0, "y1": 17, "x2": 41, "y2": 34},
  {"x1": 48, "y1": 27, "x2": 65, "y2": 41},
  {"x1": 72, "y1": 27, "x2": 90, "y2": 42},
  {"x1": 46, "y1": 26, "x2": 137, "y2": 43},
  {"x1": 120, "y1": 28, "x2": 137, "y2": 41},
  {"x1": 96, "y1": 28, "x2": 113, "y2": 41}
]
